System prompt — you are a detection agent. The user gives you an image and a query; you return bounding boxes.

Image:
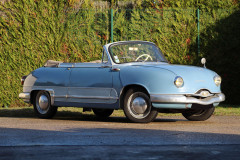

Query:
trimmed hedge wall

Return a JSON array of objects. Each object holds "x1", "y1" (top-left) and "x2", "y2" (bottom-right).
[{"x1": 0, "y1": 0, "x2": 239, "y2": 106}]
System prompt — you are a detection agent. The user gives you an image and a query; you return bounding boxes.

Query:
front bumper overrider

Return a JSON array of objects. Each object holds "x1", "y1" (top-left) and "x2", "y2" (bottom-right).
[{"x1": 150, "y1": 93, "x2": 225, "y2": 105}]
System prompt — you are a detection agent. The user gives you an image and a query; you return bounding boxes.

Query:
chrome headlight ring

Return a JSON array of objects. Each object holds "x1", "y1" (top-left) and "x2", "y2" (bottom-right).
[
  {"x1": 214, "y1": 75, "x2": 222, "y2": 86},
  {"x1": 174, "y1": 76, "x2": 184, "y2": 88}
]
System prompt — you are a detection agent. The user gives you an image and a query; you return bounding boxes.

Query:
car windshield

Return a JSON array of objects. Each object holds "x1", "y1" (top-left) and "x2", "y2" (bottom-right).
[{"x1": 109, "y1": 42, "x2": 167, "y2": 64}]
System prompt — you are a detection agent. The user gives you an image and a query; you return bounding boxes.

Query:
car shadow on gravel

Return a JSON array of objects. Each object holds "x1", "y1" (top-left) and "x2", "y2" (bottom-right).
[
  {"x1": 0, "y1": 127, "x2": 240, "y2": 146},
  {"x1": 1, "y1": 145, "x2": 240, "y2": 160},
  {"x1": 0, "y1": 108, "x2": 184, "y2": 123},
  {"x1": 0, "y1": 126, "x2": 240, "y2": 159}
]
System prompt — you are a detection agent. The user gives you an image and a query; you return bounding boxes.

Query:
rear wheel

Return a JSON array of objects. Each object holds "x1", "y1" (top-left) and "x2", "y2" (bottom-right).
[
  {"x1": 182, "y1": 107, "x2": 215, "y2": 121},
  {"x1": 123, "y1": 88, "x2": 158, "y2": 123},
  {"x1": 92, "y1": 109, "x2": 114, "y2": 118},
  {"x1": 33, "y1": 91, "x2": 58, "y2": 119}
]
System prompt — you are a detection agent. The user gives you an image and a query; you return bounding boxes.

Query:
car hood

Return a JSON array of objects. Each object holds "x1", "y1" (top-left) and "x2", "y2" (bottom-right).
[
  {"x1": 133, "y1": 63, "x2": 216, "y2": 76},
  {"x1": 149, "y1": 64, "x2": 215, "y2": 77},
  {"x1": 130, "y1": 63, "x2": 221, "y2": 94}
]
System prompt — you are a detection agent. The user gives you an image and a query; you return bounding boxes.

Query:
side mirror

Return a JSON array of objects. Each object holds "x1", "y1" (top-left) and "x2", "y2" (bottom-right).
[{"x1": 201, "y1": 58, "x2": 206, "y2": 68}]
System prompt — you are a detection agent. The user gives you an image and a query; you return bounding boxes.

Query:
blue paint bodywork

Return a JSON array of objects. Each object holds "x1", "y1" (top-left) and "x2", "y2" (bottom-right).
[{"x1": 118, "y1": 63, "x2": 221, "y2": 95}]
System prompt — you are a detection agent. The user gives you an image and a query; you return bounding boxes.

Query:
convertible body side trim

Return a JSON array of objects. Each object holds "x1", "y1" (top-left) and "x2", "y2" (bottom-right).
[{"x1": 19, "y1": 87, "x2": 119, "y2": 105}]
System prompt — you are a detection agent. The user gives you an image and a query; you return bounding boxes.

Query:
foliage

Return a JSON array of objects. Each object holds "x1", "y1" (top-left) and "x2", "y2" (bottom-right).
[
  {"x1": 107, "y1": 0, "x2": 239, "y2": 9},
  {"x1": 1, "y1": 0, "x2": 69, "y2": 106},
  {"x1": 112, "y1": 8, "x2": 197, "y2": 64},
  {"x1": 0, "y1": 0, "x2": 239, "y2": 107},
  {"x1": 0, "y1": 0, "x2": 108, "y2": 107},
  {"x1": 200, "y1": 9, "x2": 240, "y2": 104}
]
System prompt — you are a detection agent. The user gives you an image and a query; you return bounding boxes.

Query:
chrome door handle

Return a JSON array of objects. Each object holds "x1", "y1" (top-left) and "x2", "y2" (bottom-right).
[{"x1": 111, "y1": 68, "x2": 120, "y2": 72}]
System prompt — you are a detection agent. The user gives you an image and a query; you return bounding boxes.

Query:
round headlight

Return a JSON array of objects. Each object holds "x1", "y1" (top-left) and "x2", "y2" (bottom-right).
[
  {"x1": 214, "y1": 75, "x2": 221, "y2": 86},
  {"x1": 174, "y1": 76, "x2": 184, "y2": 88}
]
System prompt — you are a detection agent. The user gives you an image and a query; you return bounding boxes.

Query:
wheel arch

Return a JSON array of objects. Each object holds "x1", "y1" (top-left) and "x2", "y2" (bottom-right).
[
  {"x1": 30, "y1": 89, "x2": 54, "y2": 105},
  {"x1": 119, "y1": 84, "x2": 150, "y2": 109}
]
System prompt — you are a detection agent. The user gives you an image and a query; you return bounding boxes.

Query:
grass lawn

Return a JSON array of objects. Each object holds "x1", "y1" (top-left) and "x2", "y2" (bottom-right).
[
  {"x1": 214, "y1": 104, "x2": 240, "y2": 116},
  {"x1": 0, "y1": 104, "x2": 239, "y2": 118}
]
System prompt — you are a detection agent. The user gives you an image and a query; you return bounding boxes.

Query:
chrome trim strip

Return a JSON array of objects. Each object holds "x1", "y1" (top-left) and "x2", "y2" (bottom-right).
[
  {"x1": 52, "y1": 95, "x2": 66, "y2": 98},
  {"x1": 148, "y1": 92, "x2": 221, "y2": 95},
  {"x1": 33, "y1": 86, "x2": 116, "y2": 90},
  {"x1": 58, "y1": 64, "x2": 75, "y2": 68},
  {"x1": 59, "y1": 63, "x2": 113, "y2": 68},
  {"x1": 103, "y1": 45, "x2": 114, "y2": 65},
  {"x1": 73, "y1": 65, "x2": 103, "y2": 68},
  {"x1": 150, "y1": 93, "x2": 225, "y2": 105},
  {"x1": 64, "y1": 95, "x2": 118, "y2": 100}
]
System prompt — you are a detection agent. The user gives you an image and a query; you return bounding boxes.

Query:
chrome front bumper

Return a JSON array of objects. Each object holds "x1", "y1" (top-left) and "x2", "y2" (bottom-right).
[
  {"x1": 19, "y1": 92, "x2": 30, "y2": 103},
  {"x1": 150, "y1": 93, "x2": 225, "y2": 105}
]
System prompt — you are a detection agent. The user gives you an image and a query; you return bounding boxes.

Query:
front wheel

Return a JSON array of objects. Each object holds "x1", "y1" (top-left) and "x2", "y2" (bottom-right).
[
  {"x1": 33, "y1": 91, "x2": 58, "y2": 119},
  {"x1": 182, "y1": 107, "x2": 215, "y2": 121},
  {"x1": 123, "y1": 88, "x2": 158, "y2": 123}
]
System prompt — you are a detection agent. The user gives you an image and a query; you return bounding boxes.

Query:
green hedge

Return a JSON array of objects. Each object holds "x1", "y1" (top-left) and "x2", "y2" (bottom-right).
[
  {"x1": 200, "y1": 9, "x2": 240, "y2": 104},
  {"x1": 0, "y1": 0, "x2": 239, "y2": 106}
]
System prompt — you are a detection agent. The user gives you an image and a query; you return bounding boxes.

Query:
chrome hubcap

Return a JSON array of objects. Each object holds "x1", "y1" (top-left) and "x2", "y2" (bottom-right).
[
  {"x1": 128, "y1": 94, "x2": 151, "y2": 119},
  {"x1": 132, "y1": 97, "x2": 147, "y2": 114},
  {"x1": 37, "y1": 95, "x2": 49, "y2": 113}
]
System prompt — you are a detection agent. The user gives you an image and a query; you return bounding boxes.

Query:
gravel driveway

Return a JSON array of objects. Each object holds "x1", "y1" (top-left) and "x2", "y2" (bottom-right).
[{"x1": 0, "y1": 115, "x2": 239, "y2": 159}]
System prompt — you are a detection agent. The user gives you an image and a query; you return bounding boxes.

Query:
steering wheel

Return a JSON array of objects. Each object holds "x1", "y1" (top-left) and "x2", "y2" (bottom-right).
[{"x1": 135, "y1": 54, "x2": 153, "y2": 62}]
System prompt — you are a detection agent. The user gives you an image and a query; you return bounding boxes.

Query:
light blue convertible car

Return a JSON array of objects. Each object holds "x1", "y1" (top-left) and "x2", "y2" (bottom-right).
[{"x1": 19, "y1": 41, "x2": 225, "y2": 123}]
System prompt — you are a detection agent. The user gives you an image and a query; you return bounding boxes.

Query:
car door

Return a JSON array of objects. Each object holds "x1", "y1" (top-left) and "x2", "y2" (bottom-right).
[{"x1": 68, "y1": 50, "x2": 118, "y2": 104}]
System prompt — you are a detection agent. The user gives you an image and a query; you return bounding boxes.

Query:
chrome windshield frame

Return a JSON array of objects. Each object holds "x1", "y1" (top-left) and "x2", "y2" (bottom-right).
[{"x1": 107, "y1": 41, "x2": 168, "y2": 64}]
